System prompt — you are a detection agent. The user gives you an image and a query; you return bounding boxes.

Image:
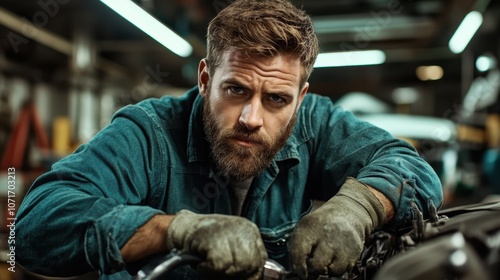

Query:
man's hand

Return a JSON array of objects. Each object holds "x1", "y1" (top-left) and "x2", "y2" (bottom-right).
[
  {"x1": 166, "y1": 210, "x2": 268, "y2": 279},
  {"x1": 289, "y1": 178, "x2": 386, "y2": 279}
]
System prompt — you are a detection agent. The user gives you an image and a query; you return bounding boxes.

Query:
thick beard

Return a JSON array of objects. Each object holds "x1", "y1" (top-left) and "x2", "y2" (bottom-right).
[{"x1": 202, "y1": 89, "x2": 297, "y2": 182}]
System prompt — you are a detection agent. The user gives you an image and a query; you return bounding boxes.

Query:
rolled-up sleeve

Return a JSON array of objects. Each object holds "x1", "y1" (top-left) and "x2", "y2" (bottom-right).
[
  {"x1": 16, "y1": 105, "x2": 167, "y2": 276},
  {"x1": 84, "y1": 204, "x2": 163, "y2": 274}
]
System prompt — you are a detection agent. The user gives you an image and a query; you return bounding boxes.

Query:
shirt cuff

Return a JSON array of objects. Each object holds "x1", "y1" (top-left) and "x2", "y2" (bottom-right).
[
  {"x1": 357, "y1": 177, "x2": 417, "y2": 230},
  {"x1": 84, "y1": 205, "x2": 164, "y2": 274}
]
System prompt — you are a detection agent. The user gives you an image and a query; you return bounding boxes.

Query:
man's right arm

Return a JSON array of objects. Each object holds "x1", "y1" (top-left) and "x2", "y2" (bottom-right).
[
  {"x1": 120, "y1": 214, "x2": 174, "y2": 263},
  {"x1": 16, "y1": 105, "x2": 168, "y2": 276}
]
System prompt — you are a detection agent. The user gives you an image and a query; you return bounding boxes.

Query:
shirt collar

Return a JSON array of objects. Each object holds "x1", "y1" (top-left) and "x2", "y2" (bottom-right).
[{"x1": 187, "y1": 87, "x2": 209, "y2": 163}]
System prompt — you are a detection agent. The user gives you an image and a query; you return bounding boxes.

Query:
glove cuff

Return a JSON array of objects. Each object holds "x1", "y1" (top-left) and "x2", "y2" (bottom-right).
[
  {"x1": 165, "y1": 209, "x2": 196, "y2": 250},
  {"x1": 335, "y1": 177, "x2": 386, "y2": 232}
]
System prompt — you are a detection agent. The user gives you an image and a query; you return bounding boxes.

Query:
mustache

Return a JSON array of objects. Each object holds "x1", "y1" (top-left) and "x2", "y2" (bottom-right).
[{"x1": 223, "y1": 127, "x2": 266, "y2": 144}]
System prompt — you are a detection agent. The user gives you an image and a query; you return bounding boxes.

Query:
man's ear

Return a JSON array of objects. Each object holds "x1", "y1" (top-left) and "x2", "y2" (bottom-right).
[
  {"x1": 198, "y1": 59, "x2": 210, "y2": 97},
  {"x1": 296, "y1": 82, "x2": 309, "y2": 111}
]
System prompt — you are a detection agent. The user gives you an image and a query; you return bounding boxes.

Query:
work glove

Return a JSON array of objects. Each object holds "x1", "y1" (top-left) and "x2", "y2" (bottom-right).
[
  {"x1": 166, "y1": 209, "x2": 268, "y2": 279},
  {"x1": 289, "y1": 178, "x2": 386, "y2": 279}
]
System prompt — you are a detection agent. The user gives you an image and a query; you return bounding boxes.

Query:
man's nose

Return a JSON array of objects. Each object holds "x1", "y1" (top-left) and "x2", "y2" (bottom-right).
[{"x1": 239, "y1": 97, "x2": 263, "y2": 130}]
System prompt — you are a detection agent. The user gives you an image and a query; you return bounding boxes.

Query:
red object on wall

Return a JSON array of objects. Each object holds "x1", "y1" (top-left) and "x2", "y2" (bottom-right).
[{"x1": 1, "y1": 100, "x2": 50, "y2": 169}]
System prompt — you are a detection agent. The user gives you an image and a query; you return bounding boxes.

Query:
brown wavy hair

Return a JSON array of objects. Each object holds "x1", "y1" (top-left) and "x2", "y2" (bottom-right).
[{"x1": 206, "y1": 0, "x2": 319, "y2": 86}]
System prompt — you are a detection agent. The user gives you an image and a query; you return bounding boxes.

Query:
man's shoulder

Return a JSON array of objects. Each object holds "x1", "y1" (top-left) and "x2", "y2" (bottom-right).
[
  {"x1": 297, "y1": 92, "x2": 339, "y2": 119},
  {"x1": 115, "y1": 87, "x2": 199, "y2": 128},
  {"x1": 301, "y1": 92, "x2": 336, "y2": 110},
  {"x1": 139, "y1": 87, "x2": 198, "y2": 116}
]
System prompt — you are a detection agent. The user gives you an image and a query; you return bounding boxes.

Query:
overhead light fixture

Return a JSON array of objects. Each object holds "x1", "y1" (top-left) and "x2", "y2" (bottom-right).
[
  {"x1": 313, "y1": 50, "x2": 386, "y2": 68},
  {"x1": 100, "y1": 0, "x2": 193, "y2": 57},
  {"x1": 448, "y1": 11, "x2": 483, "y2": 54},
  {"x1": 476, "y1": 53, "x2": 497, "y2": 72}
]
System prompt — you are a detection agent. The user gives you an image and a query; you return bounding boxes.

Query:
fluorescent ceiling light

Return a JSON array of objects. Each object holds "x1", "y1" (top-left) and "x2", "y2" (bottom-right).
[
  {"x1": 448, "y1": 11, "x2": 483, "y2": 54},
  {"x1": 100, "y1": 0, "x2": 193, "y2": 57},
  {"x1": 476, "y1": 54, "x2": 497, "y2": 72},
  {"x1": 313, "y1": 50, "x2": 386, "y2": 68}
]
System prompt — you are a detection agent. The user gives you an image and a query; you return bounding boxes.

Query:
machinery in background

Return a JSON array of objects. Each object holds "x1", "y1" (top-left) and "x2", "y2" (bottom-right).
[{"x1": 361, "y1": 200, "x2": 500, "y2": 280}]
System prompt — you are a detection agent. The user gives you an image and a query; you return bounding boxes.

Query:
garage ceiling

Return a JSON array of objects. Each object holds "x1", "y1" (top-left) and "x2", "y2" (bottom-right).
[{"x1": 0, "y1": 0, "x2": 498, "y2": 112}]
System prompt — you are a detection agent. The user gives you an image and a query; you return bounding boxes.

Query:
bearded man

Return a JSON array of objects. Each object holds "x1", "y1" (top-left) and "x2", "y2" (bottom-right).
[{"x1": 16, "y1": 0, "x2": 443, "y2": 279}]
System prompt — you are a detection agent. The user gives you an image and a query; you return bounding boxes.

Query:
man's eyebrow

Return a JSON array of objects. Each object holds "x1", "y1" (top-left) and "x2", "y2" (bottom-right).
[
  {"x1": 220, "y1": 78, "x2": 249, "y2": 88},
  {"x1": 262, "y1": 92, "x2": 291, "y2": 100},
  {"x1": 221, "y1": 78, "x2": 295, "y2": 98},
  {"x1": 265, "y1": 89, "x2": 295, "y2": 99}
]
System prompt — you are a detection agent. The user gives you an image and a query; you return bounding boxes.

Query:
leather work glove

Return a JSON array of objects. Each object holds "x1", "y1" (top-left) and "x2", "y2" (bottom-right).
[
  {"x1": 289, "y1": 178, "x2": 386, "y2": 279},
  {"x1": 166, "y1": 209, "x2": 268, "y2": 279}
]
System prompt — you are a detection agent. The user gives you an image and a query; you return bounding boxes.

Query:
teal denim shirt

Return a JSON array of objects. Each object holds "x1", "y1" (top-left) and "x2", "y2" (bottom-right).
[{"x1": 16, "y1": 87, "x2": 443, "y2": 279}]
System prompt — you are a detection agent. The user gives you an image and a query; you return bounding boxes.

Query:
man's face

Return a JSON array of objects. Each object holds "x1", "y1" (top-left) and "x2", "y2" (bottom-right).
[{"x1": 198, "y1": 49, "x2": 309, "y2": 181}]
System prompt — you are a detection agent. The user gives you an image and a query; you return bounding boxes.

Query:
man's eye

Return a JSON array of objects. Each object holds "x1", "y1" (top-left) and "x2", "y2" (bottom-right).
[
  {"x1": 268, "y1": 95, "x2": 286, "y2": 104},
  {"x1": 228, "y1": 86, "x2": 245, "y2": 95}
]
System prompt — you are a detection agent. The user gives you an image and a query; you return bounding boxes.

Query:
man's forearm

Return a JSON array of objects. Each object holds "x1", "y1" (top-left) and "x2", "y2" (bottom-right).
[
  {"x1": 367, "y1": 186, "x2": 395, "y2": 223},
  {"x1": 121, "y1": 214, "x2": 175, "y2": 262}
]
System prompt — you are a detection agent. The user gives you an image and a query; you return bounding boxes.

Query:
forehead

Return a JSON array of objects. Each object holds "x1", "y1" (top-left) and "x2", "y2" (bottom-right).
[{"x1": 214, "y1": 49, "x2": 303, "y2": 86}]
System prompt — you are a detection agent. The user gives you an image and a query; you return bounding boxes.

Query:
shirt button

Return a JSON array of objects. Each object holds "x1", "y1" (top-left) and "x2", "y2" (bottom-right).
[{"x1": 276, "y1": 238, "x2": 286, "y2": 246}]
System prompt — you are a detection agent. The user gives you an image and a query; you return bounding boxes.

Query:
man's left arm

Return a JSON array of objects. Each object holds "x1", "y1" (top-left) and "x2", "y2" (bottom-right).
[
  {"x1": 290, "y1": 96, "x2": 443, "y2": 278},
  {"x1": 368, "y1": 186, "x2": 395, "y2": 223},
  {"x1": 303, "y1": 96, "x2": 443, "y2": 228}
]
